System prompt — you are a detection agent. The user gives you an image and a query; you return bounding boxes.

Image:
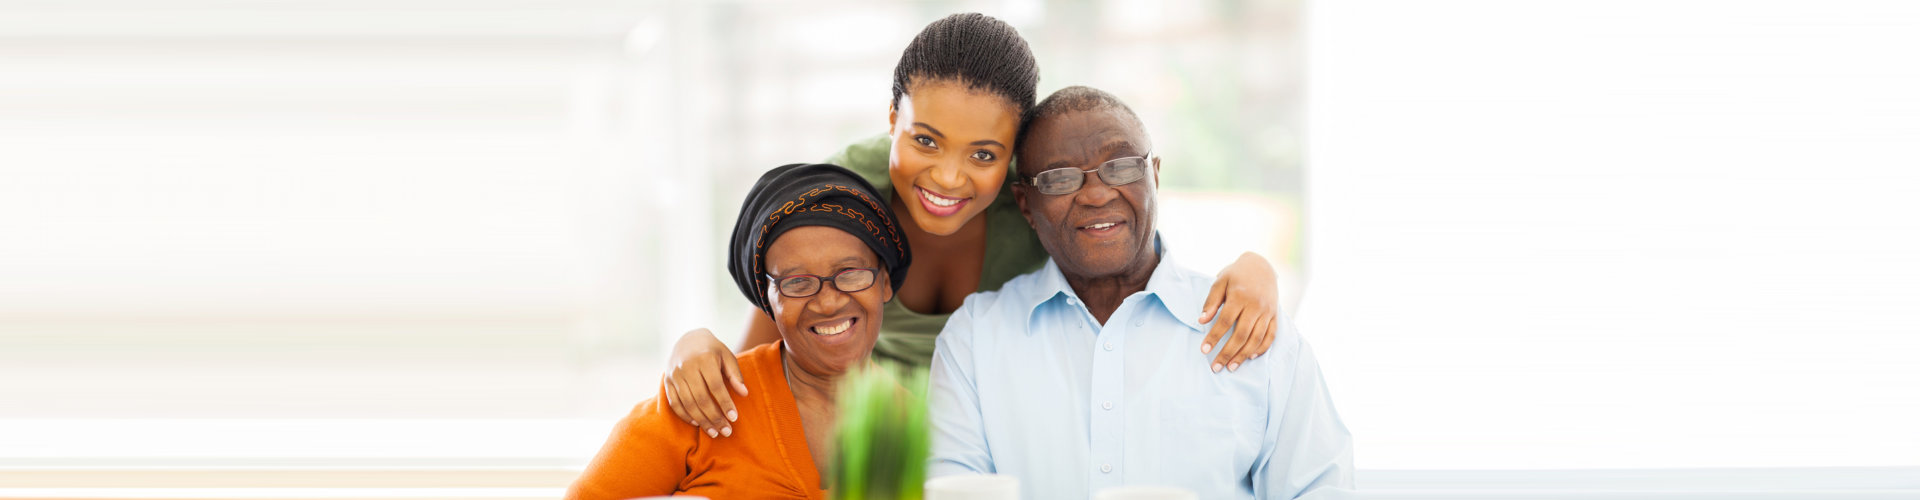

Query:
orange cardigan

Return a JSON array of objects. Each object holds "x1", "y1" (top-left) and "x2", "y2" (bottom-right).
[{"x1": 567, "y1": 341, "x2": 825, "y2": 499}]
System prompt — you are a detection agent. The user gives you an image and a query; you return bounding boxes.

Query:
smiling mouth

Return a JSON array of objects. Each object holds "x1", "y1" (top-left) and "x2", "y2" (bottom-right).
[
  {"x1": 922, "y1": 189, "x2": 965, "y2": 207},
  {"x1": 916, "y1": 187, "x2": 970, "y2": 216},
  {"x1": 811, "y1": 317, "x2": 856, "y2": 336}
]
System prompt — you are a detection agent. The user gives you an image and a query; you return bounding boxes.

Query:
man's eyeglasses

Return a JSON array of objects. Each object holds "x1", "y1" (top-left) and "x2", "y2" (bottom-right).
[
  {"x1": 767, "y1": 268, "x2": 878, "y2": 298},
  {"x1": 1018, "y1": 153, "x2": 1152, "y2": 196}
]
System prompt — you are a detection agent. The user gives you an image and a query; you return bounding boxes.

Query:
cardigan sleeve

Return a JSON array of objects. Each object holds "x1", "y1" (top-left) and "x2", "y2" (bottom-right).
[{"x1": 566, "y1": 386, "x2": 700, "y2": 500}]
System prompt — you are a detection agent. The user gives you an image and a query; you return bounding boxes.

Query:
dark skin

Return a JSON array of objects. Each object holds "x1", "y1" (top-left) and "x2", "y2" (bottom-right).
[
  {"x1": 660, "y1": 83, "x2": 1285, "y2": 437},
  {"x1": 1012, "y1": 106, "x2": 1164, "y2": 324},
  {"x1": 760, "y1": 226, "x2": 893, "y2": 480},
  {"x1": 886, "y1": 190, "x2": 989, "y2": 316}
]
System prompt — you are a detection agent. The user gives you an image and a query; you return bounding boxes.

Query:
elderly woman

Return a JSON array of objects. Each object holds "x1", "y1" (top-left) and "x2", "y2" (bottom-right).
[{"x1": 567, "y1": 163, "x2": 910, "y2": 500}]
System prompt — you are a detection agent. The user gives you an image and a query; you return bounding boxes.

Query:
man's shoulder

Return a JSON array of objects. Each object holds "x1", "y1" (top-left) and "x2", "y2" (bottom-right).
[
  {"x1": 937, "y1": 266, "x2": 1054, "y2": 348},
  {"x1": 1158, "y1": 257, "x2": 1219, "y2": 292}
]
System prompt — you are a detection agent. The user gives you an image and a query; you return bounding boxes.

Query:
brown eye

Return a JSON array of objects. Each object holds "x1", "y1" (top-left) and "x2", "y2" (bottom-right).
[
  {"x1": 971, "y1": 150, "x2": 996, "y2": 162},
  {"x1": 914, "y1": 135, "x2": 936, "y2": 148},
  {"x1": 777, "y1": 276, "x2": 821, "y2": 297},
  {"x1": 832, "y1": 268, "x2": 877, "y2": 293}
]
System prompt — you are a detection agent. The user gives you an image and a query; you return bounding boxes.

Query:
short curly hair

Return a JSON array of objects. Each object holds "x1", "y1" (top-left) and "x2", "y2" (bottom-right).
[
  {"x1": 1016, "y1": 85, "x2": 1148, "y2": 161},
  {"x1": 891, "y1": 13, "x2": 1040, "y2": 117}
]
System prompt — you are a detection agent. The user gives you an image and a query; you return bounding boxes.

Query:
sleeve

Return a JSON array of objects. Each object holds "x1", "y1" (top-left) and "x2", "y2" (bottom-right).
[
  {"x1": 927, "y1": 295, "x2": 995, "y2": 477},
  {"x1": 1251, "y1": 320, "x2": 1355, "y2": 499},
  {"x1": 823, "y1": 133, "x2": 896, "y2": 195},
  {"x1": 565, "y1": 387, "x2": 699, "y2": 500}
]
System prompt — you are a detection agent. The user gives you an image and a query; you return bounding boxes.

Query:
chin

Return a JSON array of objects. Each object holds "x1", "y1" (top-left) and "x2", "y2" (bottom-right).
[
  {"x1": 1066, "y1": 249, "x2": 1152, "y2": 277},
  {"x1": 910, "y1": 208, "x2": 976, "y2": 236}
]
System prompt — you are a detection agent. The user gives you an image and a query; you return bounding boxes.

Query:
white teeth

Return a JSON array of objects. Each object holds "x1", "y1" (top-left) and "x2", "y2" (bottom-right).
[
  {"x1": 1085, "y1": 222, "x2": 1117, "y2": 230},
  {"x1": 922, "y1": 189, "x2": 962, "y2": 207},
  {"x1": 812, "y1": 318, "x2": 852, "y2": 336}
]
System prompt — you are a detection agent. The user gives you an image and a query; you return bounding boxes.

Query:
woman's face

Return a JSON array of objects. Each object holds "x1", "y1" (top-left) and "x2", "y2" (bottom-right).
[
  {"x1": 764, "y1": 226, "x2": 891, "y2": 377},
  {"x1": 888, "y1": 80, "x2": 1020, "y2": 236}
]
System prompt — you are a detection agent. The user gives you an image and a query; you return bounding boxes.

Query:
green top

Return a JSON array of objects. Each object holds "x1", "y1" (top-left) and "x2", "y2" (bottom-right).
[{"x1": 824, "y1": 134, "x2": 1050, "y2": 368}]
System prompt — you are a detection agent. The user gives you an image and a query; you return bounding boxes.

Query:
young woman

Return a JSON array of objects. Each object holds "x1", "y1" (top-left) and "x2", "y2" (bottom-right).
[
  {"x1": 568, "y1": 164, "x2": 910, "y2": 499},
  {"x1": 663, "y1": 13, "x2": 1286, "y2": 437}
]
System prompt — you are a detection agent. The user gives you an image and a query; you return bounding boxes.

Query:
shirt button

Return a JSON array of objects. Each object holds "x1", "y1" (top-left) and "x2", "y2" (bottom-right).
[
  {"x1": 1133, "y1": 318, "x2": 1145, "y2": 327},
  {"x1": 1102, "y1": 401, "x2": 1114, "y2": 410},
  {"x1": 1103, "y1": 342, "x2": 1114, "y2": 351},
  {"x1": 1068, "y1": 298, "x2": 1078, "y2": 305},
  {"x1": 1100, "y1": 463, "x2": 1113, "y2": 473}
]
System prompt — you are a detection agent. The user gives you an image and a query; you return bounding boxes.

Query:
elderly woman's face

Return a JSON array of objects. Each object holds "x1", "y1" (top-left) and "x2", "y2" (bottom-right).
[{"x1": 764, "y1": 226, "x2": 891, "y2": 377}]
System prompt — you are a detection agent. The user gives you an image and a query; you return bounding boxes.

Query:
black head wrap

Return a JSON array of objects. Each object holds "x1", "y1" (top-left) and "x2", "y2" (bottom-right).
[{"x1": 728, "y1": 163, "x2": 911, "y2": 316}]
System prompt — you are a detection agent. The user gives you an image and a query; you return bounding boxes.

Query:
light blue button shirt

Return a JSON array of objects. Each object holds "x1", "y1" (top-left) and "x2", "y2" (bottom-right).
[{"x1": 928, "y1": 252, "x2": 1353, "y2": 499}]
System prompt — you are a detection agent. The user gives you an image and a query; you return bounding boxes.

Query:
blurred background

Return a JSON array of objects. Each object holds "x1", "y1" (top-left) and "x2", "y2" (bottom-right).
[
  {"x1": 3, "y1": 0, "x2": 1919, "y2": 496},
  {"x1": 0, "y1": 0, "x2": 1303, "y2": 472}
]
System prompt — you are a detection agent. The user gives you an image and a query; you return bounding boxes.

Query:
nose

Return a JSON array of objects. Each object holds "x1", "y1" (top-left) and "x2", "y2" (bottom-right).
[
  {"x1": 807, "y1": 282, "x2": 852, "y2": 315},
  {"x1": 929, "y1": 155, "x2": 966, "y2": 190},
  {"x1": 1073, "y1": 169, "x2": 1121, "y2": 207}
]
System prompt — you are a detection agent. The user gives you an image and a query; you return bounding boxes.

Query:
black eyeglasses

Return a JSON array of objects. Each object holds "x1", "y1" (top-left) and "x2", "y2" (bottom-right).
[
  {"x1": 1018, "y1": 153, "x2": 1153, "y2": 195},
  {"x1": 767, "y1": 267, "x2": 878, "y2": 298}
]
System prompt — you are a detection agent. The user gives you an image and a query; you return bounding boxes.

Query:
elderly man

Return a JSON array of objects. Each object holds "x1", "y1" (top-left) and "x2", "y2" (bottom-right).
[{"x1": 927, "y1": 86, "x2": 1352, "y2": 499}]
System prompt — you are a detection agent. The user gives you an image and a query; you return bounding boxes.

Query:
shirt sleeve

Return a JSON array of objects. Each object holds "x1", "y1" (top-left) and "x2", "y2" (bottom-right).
[
  {"x1": 565, "y1": 385, "x2": 699, "y2": 500},
  {"x1": 1251, "y1": 320, "x2": 1355, "y2": 499},
  {"x1": 927, "y1": 295, "x2": 995, "y2": 477}
]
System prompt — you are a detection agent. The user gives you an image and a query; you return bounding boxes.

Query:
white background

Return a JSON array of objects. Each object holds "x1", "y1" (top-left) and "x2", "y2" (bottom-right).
[
  {"x1": 1303, "y1": 0, "x2": 1920, "y2": 469},
  {"x1": 2, "y1": 0, "x2": 1916, "y2": 473}
]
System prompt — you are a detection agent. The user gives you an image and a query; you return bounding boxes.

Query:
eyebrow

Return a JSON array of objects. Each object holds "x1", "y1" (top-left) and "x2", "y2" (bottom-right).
[
  {"x1": 915, "y1": 123, "x2": 1007, "y2": 151},
  {"x1": 770, "y1": 256, "x2": 872, "y2": 276},
  {"x1": 1041, "y1": 140, "x2": 1139, "y2": 171}
]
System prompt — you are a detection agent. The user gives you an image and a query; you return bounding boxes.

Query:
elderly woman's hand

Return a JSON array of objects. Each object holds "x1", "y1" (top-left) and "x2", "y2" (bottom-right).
[
  {"x1": 1200, "y1": 252, "x2": 1282, "y2": 373},
  {"x1": 662, "y1": 327, "x2": 748, "y2": 438}
]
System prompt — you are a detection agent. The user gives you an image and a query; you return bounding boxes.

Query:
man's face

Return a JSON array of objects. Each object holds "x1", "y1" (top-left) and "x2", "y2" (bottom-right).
[{"x1": 1014, "y1": 107, "x2": 1160, "y2": 281}]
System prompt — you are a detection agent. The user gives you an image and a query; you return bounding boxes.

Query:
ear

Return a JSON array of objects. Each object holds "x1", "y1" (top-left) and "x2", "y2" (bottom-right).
[
  {"x1": 1151, "y1": 155, "x2": 1162, "y2": 186},
  {"x1": 888, "y1": 102, "x2": 899, "y2": 133},
  {"x1": 878, "y1": 269, "x2": 896, "y2": 303},
  {"x1": 1012, "y1": 183, "x2": 1033, "y2": 223}
]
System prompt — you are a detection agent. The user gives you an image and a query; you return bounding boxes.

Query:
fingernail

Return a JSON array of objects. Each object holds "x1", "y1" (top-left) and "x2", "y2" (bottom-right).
[
  {"x1": 1250, "y1": 353, "x2": 1259, "y2": 360},
  {"x1": 726, "y1": 410, "x2": 738, "y2": 422},
  {"x1": 689, "y1": 420, "x2": 698, "y2": 426},
  {"x1": 1228, "y1": 362, "x2": 1240, "y2": 372},
  {"x1": 706, "y1": 428, "x2": 718, "y2": 438},
  {"x1": 1212, "y1": 363, "x2": 1223, "y2": 373},
  {"x1": 721, "y1": 427, "x2": 732, "y2": 437},
  {"x1": 1202, "y1": 344, "x2": 1213, "y2": 354}
]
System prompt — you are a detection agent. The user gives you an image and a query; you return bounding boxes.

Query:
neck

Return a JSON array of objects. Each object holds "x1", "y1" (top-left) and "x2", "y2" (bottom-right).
[
  {"x1": 781, "y1": 349, "x2": 857, "y2": 406},
  {"x1": 890, "y1": 192, "x2": 988, "y2": 245},
  {"x1": 1064, "y1": 249, "x2": 1160, "y2": 325}
]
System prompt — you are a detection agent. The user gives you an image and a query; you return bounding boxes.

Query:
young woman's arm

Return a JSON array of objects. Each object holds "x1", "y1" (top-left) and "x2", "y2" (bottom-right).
[
  {"x1": 658, "y1": 312, "x2": 778, "y2": 438},
  {"x1": 1200, "y1": 251, "x2": 1283, "y2": 372}
]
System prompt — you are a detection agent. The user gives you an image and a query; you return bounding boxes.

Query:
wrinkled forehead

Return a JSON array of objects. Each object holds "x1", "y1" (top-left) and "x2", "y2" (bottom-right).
[
  {"x1": 1020, "y1": 108, "x2": 1149, "y2": 174},
  {"x1": 763, "y1": 226, "x2": 878, "y2": 275}
]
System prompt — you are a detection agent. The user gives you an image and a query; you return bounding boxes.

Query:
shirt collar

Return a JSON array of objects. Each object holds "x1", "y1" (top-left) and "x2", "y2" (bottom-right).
[{"x1": 1023, "y1": 238, "x2": 1207, "y2": 334}]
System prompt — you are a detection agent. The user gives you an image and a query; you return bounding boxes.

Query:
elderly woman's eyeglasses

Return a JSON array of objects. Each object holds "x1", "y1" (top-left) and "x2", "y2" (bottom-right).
[
  {"x1": 768, "y1": 268, "x2": 878, "y2": 298},
  {"x1": 1018, "y1": 153, "x2": 1152, "y2": 196}
]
